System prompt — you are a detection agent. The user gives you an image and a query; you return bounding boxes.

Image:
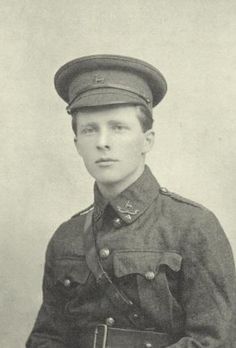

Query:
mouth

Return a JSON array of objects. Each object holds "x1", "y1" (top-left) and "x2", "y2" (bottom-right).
[{"x1": 95, "y1": 158, "x2": 119, "y2": 164}]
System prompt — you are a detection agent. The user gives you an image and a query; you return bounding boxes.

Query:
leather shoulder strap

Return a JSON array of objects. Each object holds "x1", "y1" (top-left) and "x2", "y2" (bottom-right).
[{"x1": 82, "y1": 209, "x2": 147, "y2": 330}]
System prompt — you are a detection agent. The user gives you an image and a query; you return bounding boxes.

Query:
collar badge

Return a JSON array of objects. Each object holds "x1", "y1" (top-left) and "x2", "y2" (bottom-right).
[{"x1": 117, "y1": 200, "x2": 140, "y2": 216}]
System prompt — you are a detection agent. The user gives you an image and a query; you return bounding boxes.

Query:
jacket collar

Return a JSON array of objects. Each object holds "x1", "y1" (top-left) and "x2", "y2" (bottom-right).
[{"x1": 93, "y1": 165, "x2": 160, "y2": 224}]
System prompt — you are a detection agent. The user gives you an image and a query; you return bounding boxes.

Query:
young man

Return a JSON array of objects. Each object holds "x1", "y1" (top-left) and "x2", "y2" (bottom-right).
[{"x1": 26, "y1": 55, "x2": 236, "y2": 347}]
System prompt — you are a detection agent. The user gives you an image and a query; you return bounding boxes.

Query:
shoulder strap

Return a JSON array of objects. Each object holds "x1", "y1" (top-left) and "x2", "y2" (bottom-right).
[
  {"x1": 160, "y1": 187, "x2": 202, "y2": 208},
  {"x1": 84, "y1": 208, "x2": 94, "y2": 232},
  {"x1": 83, "y1": 211, "x2": 147, "y2": 330}
]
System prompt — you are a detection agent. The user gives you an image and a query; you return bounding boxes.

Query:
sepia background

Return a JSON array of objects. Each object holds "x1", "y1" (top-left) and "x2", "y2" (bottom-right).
[{"x1": 1, "y1": 1, "x2": 236, "y2": 347}]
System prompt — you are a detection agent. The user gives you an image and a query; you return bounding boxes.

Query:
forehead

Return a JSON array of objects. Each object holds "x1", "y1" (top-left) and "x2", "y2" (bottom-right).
[{"x1": 76, "y1": 105, "x2": 139, "y2": 124}]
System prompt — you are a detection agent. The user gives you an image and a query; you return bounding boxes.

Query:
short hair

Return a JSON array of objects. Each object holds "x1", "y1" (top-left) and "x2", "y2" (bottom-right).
[
  {"x1": 71, "y1": 104, "x2": 153, "y2": 135},
  {"x1": 135, "y1": 105, "x2": 153, "y2": 132}
]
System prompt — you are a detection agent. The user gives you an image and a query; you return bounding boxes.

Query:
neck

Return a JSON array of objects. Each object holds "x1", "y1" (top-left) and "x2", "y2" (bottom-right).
[{"x1": 97, "y1": 164, "x2": 145, "y2": 200}]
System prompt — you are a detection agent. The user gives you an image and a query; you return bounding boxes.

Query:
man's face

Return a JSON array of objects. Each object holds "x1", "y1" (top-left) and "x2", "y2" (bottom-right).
[{"x1": 74, "y1": 105, "x2": 154, "y2": 188}]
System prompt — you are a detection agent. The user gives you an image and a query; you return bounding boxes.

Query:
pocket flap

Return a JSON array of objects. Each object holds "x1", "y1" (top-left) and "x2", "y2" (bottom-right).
[
  {"x1": 54, "y1": 257, "x2": 90, "y2": 285},
  {"x1": 113, "y1": 251, "x2": 182, "y2": 278}
]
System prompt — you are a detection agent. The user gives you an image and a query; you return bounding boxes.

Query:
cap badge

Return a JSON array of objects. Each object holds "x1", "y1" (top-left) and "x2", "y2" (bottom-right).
[{"x1": 94, "y1": 74, "x2": 105, "y2": 84}]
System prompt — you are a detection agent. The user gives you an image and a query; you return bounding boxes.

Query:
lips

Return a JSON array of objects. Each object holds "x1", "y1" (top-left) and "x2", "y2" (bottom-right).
[{"x1": 95, "y1": 158, "x2": 118, "y2": 163}]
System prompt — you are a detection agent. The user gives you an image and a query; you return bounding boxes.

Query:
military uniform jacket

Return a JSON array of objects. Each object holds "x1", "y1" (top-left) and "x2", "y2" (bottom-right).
[{"x1": 26, "y1": 166, "x2": 236, "y2": 347}]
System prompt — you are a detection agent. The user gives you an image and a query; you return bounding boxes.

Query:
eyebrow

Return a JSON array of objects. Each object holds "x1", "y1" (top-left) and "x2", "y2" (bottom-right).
[
  {"x1": 108, "y1": 120, "x2": 128, "y2": 125},
  {"x1": 78, "y1": 122, "x2": 98, "y2": 128},
  {"x1": 78, "y1": 120, "x2": 129, "y2": 127}
]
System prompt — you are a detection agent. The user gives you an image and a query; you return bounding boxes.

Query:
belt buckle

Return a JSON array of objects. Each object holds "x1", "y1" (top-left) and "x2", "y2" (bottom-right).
[{"x1": 93, "y1": 324, "x2": 108, "y2": 348}]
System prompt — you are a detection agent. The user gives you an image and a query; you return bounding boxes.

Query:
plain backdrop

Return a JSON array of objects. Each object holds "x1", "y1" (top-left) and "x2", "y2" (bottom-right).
[{"x1": 0, "y1": 1, "x2": 235, "y2": 347}]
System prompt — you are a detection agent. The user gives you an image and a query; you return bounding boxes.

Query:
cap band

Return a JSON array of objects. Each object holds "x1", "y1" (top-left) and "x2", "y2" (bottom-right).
[{"x1": 66, "y1": 83, "x2": 152, "y2": 114}]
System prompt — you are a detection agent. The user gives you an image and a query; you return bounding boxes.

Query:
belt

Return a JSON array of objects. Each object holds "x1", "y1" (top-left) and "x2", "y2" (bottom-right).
[{"x1": 78, "y1": 325, "x2": 174, "y2": 348}]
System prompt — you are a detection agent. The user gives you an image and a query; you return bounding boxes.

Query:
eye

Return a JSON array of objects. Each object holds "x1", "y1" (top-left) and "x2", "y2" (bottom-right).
[
  {"x1": 111, "y1": 124, "x2": 128, "y2": 132},
  {"x1": 80, "y1": 126, "x2": 97, "y2": 135}
]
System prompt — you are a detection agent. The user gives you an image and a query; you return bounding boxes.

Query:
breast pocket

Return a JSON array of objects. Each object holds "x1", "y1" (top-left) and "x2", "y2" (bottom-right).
[
  {"x1": 113, "y1": 250, "x2": 183, "y2": 331},
  {"x1": 53, "y1": 257, "x2": 91, "y2": 299},
  {"x1": 113, "y1": 250, "x2": 182, "y2": 280}
]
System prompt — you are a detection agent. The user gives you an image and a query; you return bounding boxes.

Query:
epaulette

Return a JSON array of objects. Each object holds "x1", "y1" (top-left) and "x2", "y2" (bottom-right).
[
  {"x1": 71, "y1": 204, "x2": 94, "y2": 219},
  {"x1": 159, "y1": 187, "x2": 202, "y2": 209}
]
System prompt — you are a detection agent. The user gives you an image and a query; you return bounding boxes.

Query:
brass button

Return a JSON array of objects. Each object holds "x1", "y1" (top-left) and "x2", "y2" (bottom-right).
[
  {"x1": 160, "y1": 187, "x2": 169, "y2": 194},
  {"x1": 99, "y1": 248, "x2": 110, "y2": 259},
  {"x1": 144, "y1": 342, "x2": 152, "y2": 348},
  {"x1": 106, "y1": 317, "x2": 115, "y2": 326},
  {"x1": 66, "y1": 106, "x2": 71, "y2": 115},
  {"x1": 63, "y1": 279, "x2": 71, "y2": 287},
  {"x1": 113, "y1": 217, "x2": 122, "y2": 228},
  {"x1": 145, "y1": 271, "x2": 155, "y2": 280}
]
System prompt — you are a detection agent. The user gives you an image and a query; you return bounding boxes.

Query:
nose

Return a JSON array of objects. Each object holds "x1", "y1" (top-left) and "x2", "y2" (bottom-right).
[{"x1": 96, "y1": 128, "x2": 111, "y2": 150}]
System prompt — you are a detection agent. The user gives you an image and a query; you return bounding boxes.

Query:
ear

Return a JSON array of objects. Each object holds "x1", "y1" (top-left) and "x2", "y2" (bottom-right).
[
  {"x1": 74, "y1": 137, "x2": 82, "y2": 156},
  {"x1": 142, "y1": 130, "x2": 155, "y2": 154}
]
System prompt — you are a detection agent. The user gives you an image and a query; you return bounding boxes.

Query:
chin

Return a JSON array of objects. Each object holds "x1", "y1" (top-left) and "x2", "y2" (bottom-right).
[
  {"x1": 94, "y1": 173, "x2": 123, "y2": 185},
  {"x1": 86, "y1": 164, "x2": 142, "y2": 187},
  {"x1": 85, "y1": 165, "x2": 120, "y2": 183}
]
